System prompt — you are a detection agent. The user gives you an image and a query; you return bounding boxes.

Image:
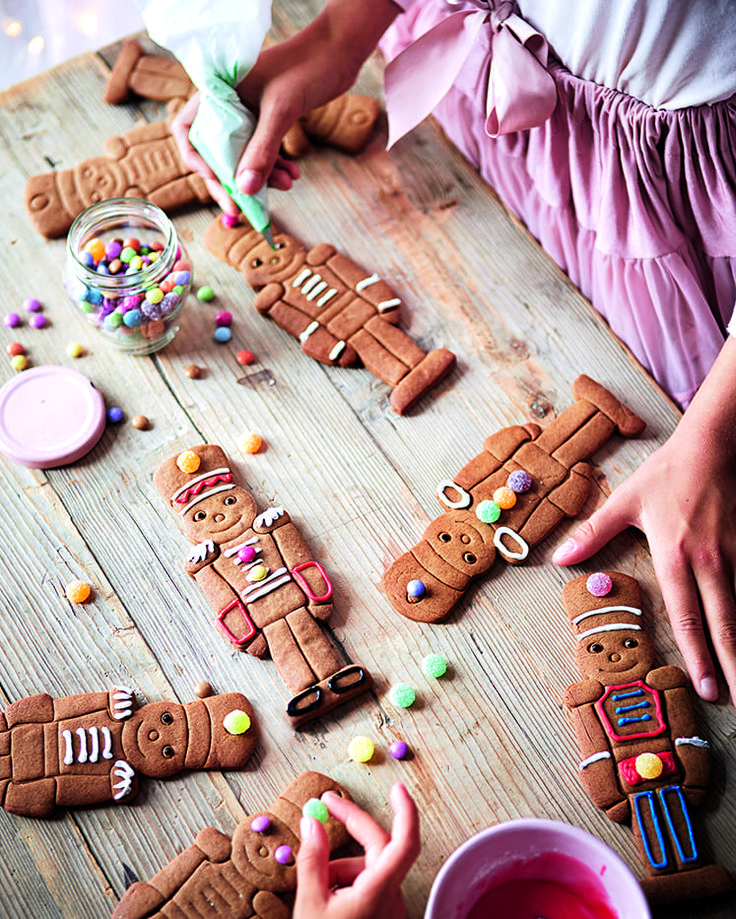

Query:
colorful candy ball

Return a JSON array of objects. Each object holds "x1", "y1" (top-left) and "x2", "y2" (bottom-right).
[
  {"x1": 10, "y1": 354, "x2": 27, "y2": 371},
  {"x1": 389, "y1": 740, "x2": 409, "y2": 760},
  {"x1": 236, "y1": 349, "x2": 255, "y2": 365},
  {"x1": 222, "y1": 709, "x2": 252, "y2": 735},
  {"x1": 507, "y1": 470, "x2": 532, "y2": 493},
  {"x1": 176, "y1": 450, "x2": 201, "y2": 474},
  {"x1": 422, "y1": 653, "x2": 448, "y2": 679},
  {"x1": 6, "y1": 341, "x2": 24, "y2": 356},
  {"x1": 240, "y1": 432, "x2": 263, "y2": 454},
  {"x1": 492, "y1": 486, "x2": 517, "y2": 509},
  {"x1": 66, "y1": 342, "x2": 84, "y2": 358},
  {"x1": 214, "y1": 326, "x2": 232, "y2": 343},
  {"x1": 476, "y1": 499, "x2": 501, "y2": 524},
  {"x1": 586, "y1": 572, "x2": 613, "y2": 598},
  {"x1": 388, "y1": 683, "x2": 416, "y2": 708},
  {"x1": 274, "y1": 845, "x2": 293, "y2": 865},
  {"x1": 348, "y1": 735, "x2": 375, "y2": 763},
  {"x1": 4, "y1": 312, "x2": 20, "y2": 327},
  {"x1": 302, "y1": 798, "x2": 330, "y2": 824},
  {"x1": 106, "y1": 407, "x2": 123, "y2": 423},
  {"x1": 407, "y1": 579, "x2": 426, "y2": 601},
  {"x1": 65, "y1": 579, "x2": 91, "y2": 603},
  {"x1": 196, "y1": 285, "x2": 216, "y2": 302},
  {"x1": 250, "y1": 815, "x2": 270, "y2": 833}
]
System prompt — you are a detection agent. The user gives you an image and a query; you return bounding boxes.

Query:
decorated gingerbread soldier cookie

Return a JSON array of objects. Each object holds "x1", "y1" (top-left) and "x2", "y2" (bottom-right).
[
  {"x1": 562, "y1": 571, "x2": 732, "y2": 904},
  {"x1": 383, "y1": 375, "x2": 645, "y2": 622},
  {"x1": 154, "y1": 445, "x2": 372, "y2": 727},
  {"x1": 113, "y1": 771, "x2": 352, "y2": 919},
  {"x1": 204, "y1": 216, "x2": 457, "y2": 414},
  {"x1": 0, "y1": 686, "x2": 257, "y2": 818},
  {"x1": 24, "y1": 119, "x2": 210, "y2": 239}
]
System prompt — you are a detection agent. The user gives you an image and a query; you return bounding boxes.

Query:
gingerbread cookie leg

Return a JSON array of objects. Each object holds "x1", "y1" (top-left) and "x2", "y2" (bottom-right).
[{"x1": 104, "y1": 39, "x2": 196, "y2": 105}]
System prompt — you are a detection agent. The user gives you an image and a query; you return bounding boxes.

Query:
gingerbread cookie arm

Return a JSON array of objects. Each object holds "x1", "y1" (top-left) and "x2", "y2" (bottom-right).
[{"x1": 299, "y1": 94, "x2": 382, "y2": 154}]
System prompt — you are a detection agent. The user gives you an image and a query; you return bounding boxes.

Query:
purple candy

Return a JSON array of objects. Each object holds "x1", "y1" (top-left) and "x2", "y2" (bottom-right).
[
  {"x1": 250, "y1": 815, "x2": 270, "y2": 834},
  {"x1": 507, "y1": 470, "x2": 532, "y2": 493},
  {"x1": 274, "y1": 845, "x2": 293, "y2": 865},
  {"x1": 29, "y1": 314, "x2": 46, "y2": 328},
  {"x1": 389, "y1": 740, "x2": 409, "y2": 760},
  {"x1": 4, "y1": 312, "x2": 20, "y2": 328},
  {"x1": 586, "y1": 572, "x2": 613, "y2": 598},
  {"x1": 23, "y1": 297, "x2": 41, "y2": 312},
  {"x1": 105, "y1": 241, "x2": 122, "y2": 259},
  {"x1": 81, "y1": 251, "x2": 96, "y2": 268},
  {"x1": 122, "y1": 294, "x2": 144, "y2": 310},
  {"x1": 160, "y1": 292, "x2": 181, "y2": 315}
]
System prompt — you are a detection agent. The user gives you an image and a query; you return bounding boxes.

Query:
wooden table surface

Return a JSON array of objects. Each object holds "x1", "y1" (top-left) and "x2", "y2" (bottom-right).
[{"x1": 0, "y1": 3, "x2": 734, "y2": 917}]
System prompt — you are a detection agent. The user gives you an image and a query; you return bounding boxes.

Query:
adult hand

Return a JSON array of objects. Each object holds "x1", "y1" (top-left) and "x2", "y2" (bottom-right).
[
  {"x1": 553, "y1": 338, "x2": 736, "y2": 706},
  {"x1": 294, "y1": 781, "x2": 420, "y2": 919}
]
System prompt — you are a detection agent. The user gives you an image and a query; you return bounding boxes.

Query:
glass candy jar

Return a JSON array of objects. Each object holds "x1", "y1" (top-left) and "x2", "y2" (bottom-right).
[{"x1": 64, "y1": 197, "x2": 191, "y2": 354}]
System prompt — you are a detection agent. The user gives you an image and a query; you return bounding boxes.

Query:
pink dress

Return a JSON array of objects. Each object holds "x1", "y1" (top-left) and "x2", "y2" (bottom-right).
[{"x1": 381, "y1": 1, "x2": 736, "y2": 409}]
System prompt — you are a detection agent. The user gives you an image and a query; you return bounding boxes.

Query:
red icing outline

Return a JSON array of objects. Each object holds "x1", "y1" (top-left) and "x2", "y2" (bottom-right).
[
  {"x1": 619, "y1": 751, "x2": 678, "y2": 786},
  {"x1": 292, "y1": 561, "x2": 333, "y2": 603},
  {"x1": 595, "y1": 680, "x2": 666, "y2": 741},
  {"x1": 217, "y1": 598, "x2": 257, "y2": 646},
  {"x1": 175, "y1": 472, "x2": 233, "y2": 505}
]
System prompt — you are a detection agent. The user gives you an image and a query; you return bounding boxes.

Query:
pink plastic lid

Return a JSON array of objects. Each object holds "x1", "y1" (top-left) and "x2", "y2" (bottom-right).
[{"x1": 0, "y1": 365, "x2": 106, "y2": 468}]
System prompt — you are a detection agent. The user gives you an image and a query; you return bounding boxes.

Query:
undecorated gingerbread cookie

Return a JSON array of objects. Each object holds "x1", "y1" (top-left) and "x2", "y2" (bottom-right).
[
  {"x1": 0, "y1": 687, "x2": 257, "y2": 817},
  {"x1": 561, "y1": 571, "x2": 732, "y2": 905},
  {"x1": 154, "y1": 444, "x2": 373, "y2": 727},
  {"x1": 382, "y1": 375, "x2": 645, "y2": 622},
  {"x1": 112, "y1": 771, "x2": 352, "y2": 919},
  {"x1": 204, "y1": 216, "x2": 456, "y2": 414}
]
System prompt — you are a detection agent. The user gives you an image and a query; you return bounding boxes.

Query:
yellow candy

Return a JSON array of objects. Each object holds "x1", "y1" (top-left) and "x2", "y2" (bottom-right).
[
  {"x1": 223, "y1": 709, "x2": 252, "y2": 735},
  {"x1": 145, "y1": 287, "x2": 164, "y2": 304},
  {"x1": 493, "y1": 486, "x2": 517, "y2": 509},
  {"x1": 176, "y1": 450, "x2": 201, "y2": 474},
  {"x1": 247, "y1": 564, "x2": 268, "y2": 582},
  {"x1": 240, "y1": 432, "x2": 263, "y2": 454},
  {"x1": 66, "y1": 579, "x2": 91, "y2": 603},
  {"x1": 635, "y1": 752, "x2": 663, "y2": 780},
  {"x1": 348, "y1": 735, "x2": 375, "y2": 763},
  {"x1": 11, "y1": 354, "x2": 27, "y2": 371},
  {"x1": 66, "y1": 342, "x2": 84, "y2": 358}
]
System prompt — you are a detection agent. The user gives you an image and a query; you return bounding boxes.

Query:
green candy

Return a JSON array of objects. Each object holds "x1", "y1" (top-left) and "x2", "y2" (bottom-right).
[
  {"x1": 197, "y1": 285, "x2": 216, "y2": 301},
  {"x1": 302, "y1": 798, "x2": 330, "y2": 824}
]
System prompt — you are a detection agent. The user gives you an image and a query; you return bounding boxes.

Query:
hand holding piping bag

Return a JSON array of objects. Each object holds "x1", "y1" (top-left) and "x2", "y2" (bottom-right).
[{"x1": 138, "y1": 0, "x2": 275, "y2": 244}]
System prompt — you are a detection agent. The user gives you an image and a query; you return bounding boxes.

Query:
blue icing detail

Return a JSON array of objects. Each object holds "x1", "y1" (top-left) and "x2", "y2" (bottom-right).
[
  {"x1": 634, "y1": 792, "x2": 669, "y2": 870},
  {"x1": 615, "y1": 700, "x2": 650, "y2": 714},
  {"x1": 617, "y1": 713, "x2": 652, "y2": 726},
  {"x1": 611, "y1": 688, "x2": 644, "y2": 701},
  {"x1": 659, "y1": 786, "x2": 698, "y2": 864}
]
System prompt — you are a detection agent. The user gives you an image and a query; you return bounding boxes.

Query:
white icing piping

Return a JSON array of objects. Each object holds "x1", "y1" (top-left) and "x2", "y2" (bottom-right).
[
  {"x1": 102, "y1": 727, "x2": 113, "y2": 760},
  {"x1": 301, "y1": 273, "x2": 323, "y2": 295},
  {"x1": 576, "y1": 623, "x2": 642, "y2": 641},
  {"x1": 112, "y1": 760, "x2": 135, "y2": 800},
  {"x1": 293, "y1": 268, "x2": 311, "y2": 287},
  {"x1": 63, "y1": 730, "x2": 73, "y2": 765},
  {"x1": 675, "y1": 736, "x2": 710, "y2": 749},
  {"x1": 437, "y1": 479, "x2": 471, "y2": 509},
  {"x1": 572, "y1": 606, "x2": 642, "y2": 626},
  {"x1": 579, "y1": 751, "x2": 611, "y2": 769},
  {"x1": 329, "y1": 342, "x2": 347, "y2": 361},
  {"x1": 493, "y1": 526, "x2": 529, "y2": 561},
  {"x1": 89, "y1": 726, "x2": 99, "y2": 763},
  {"x1": 241, "y1": 570, "x2": 291, "y2": 603},
  {"x1": 171, "y1": 467, "x2": 230, "y2": 504},
  {"x1": 299, "y1": 320, "x2": 320, "y2": 343},
  {"x1": 356, "y1": 273, "x2": 379, "y2": 291},
  {"x1": 76, "y1": 727, "x2": 88, "y2": 763},
  {"x1": 307, "y1": 282, "x2": 330, "y2": 301},
  {"x1": 378, "y1": 298, "x2": 401, "y2": 312}
]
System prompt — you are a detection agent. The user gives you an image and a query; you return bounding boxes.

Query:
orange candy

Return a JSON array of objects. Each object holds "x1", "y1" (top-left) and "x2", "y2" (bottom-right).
[{"x1": 492, "y1": 486, "x2": 517, "y2": 509}]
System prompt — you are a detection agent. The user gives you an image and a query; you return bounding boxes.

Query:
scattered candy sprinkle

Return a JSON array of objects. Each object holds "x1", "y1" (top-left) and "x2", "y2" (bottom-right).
[
  {"x1": 214, "y1": 326, "x2": 232, "y2": 343},
  {"x1": 132, "y1": 415, "x2": 150, "y2": 430},
  {"x1": 196, "y1": 285, "x2": 216, "y2": 302},
  {"x1": 215, "y1": 310, "x2": 232, "y2": 326},
  {"x1": 507, "y1": 470, "x2": 532, "y2": 493},
  {"x1": 23, "y1": 297, "x2": 41, "y2": 312},
  {"x1": 66, "y1": 342, "x2": 84, "y2": 358},
  {"x1": 10, "y1": 354, "x2": 27, "y2": 371},
  {"x1": 240, "y1": 432, "x2": 262, "y2": 454},
  {"x1": 302, "y1": 798, "x2": 330, "y2": 824},
  {"x1": 4, "y1": 312, "x2": 20, "y2": 327},
  {"x1": 65, "y1": 579, "x2": 91, "y2": 603},
  {"x1": 106, "y1": 407, "x2": 124, "y2": 423},
  {"x1": 223, "y1": 709, "x2": 252, "y2": 735},
  {"x1": 586, "y1": 572, "x2": 613, "y2": 598},
  {"x1": 194, "y1": 681, "x2": 213, "y2": 699},
  {"x1": 407, "y1": 579, "x2": 425, "y2": 601},
  {"x1": 422, "y1": 653, "x2": 448, "y2": 679},
  {"x1": 348, "y1": 735, "x2": 375, "y2": 763},
  {"x1": 221, "y1": 213, "x2": 239, "y2": 229},
  {"x1": 238, "y1": 545, "x2": 257, "y2": 564},
  {"x1": 274, "y1": 846, "x2": 293, "y2": 865},
  {"x1": 236, "y1": 349, "x2": 255, "y2": 365},
  {"x1": 635, "y1": 752, "x2": 663, "y2": 780},
  {"x1": 6, "y1": 342, "x2": 24, "y2": 356},
  {"x1": 29, "y1": 314, "x2": 46, "y2": 329},
  {"x1": 185, "y1": 364, "x2": 202, "y2": 379},
  {"x1": 177, "y1": 450, "x2": 201, "y2": 473},
  {"x1": 251, "y1": 815, "x2": 270, "y2": 833},
  {"x1": 476, "y1": 499, "x2": 501, "y2": 524},
  {"x1": 388, "y1": 683, "x2": 416, "y2": 708},
  {"x1": 389, "y1": 740, "x2": 409, "y2": 760},
  {"x1": 492, "y1": 486, "x2": 517, "y2": 509}
]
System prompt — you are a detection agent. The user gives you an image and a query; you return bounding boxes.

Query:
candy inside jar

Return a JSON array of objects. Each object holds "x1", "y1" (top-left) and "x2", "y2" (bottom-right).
[{"x1": 64, "y1": 197, "x2": 191, "y2": 354}]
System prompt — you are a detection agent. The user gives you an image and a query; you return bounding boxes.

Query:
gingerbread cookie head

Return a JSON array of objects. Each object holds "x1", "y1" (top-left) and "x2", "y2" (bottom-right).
[
  {"x1": 424, "y1": 511, "x2": 497, "y2": 580},
  {"x1": 154, "y1": 444, "x2": 258, "y2": 545},
  {"x1": 230, "y1": 812, "x2": 299, "y2": 892},
  {"x1": 203, "y1": 217, "x2": 307, "y2": 289},
  {"x1": 563, "y1": 571, "x2": 656, "y2": 685},
  {"x1": 121, "y1": 693, "x2": 257, "y2": 777}
]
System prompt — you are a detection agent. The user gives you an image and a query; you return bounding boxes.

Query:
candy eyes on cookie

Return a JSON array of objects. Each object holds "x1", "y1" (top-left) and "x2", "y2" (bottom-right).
[
  {"x1": 162, "y1": 745, "x2": 175, "y2": 758},
  {"x1": 160, "y1": 712, "x2": 174, "y2": 725},
  {"x1": 586, "y1": 638, "x2": 639, "y2": 654}
]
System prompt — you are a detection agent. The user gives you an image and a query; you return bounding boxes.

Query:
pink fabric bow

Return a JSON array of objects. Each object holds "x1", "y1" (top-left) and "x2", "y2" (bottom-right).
[{"x1": 384, "y1": 0, "x2": 557, "y2": 147}]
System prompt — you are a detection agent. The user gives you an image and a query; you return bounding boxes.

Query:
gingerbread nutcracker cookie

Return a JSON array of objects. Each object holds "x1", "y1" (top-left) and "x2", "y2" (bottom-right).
[
  {"x1": 383, "y1": 375, "x2": 645, "y2": 622},
  {"x1": 113, "y1": 771, "x2": 352, "y2": 919},
  {"x1": 104, "y1": 39, "x2": 381, "y2": 158},
  {"x1": 24, "y1": 119, "x2": 210, "y2": 239},
  {"x1": 0, "y1": 686, "x2": 257, "y2": 818},
  {"x1": 562, "y1": 571, "x2": 732, "y2": 904},
  {"x1": 204, "y1": 216, "x2": 456, "y2": 414},
  {"x1": 154, "y1": 445, "x2": 372, "y2": 727}
]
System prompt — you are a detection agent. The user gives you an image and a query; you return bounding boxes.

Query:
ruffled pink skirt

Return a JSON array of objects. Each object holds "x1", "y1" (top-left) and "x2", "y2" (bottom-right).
[{"x1": 381, "y1": 5, "x2": 736, "y2": 408}]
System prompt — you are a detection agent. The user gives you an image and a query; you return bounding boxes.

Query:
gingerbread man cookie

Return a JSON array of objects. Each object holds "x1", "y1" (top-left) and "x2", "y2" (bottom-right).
[
  {"x1": 0, "y1": 687, "x2": 257, "y2": 818},
  {"x1": 154, "y1": 445, "x2": 373, "y2": 727},
  {"x1": 24, "y1": 119, "x2": 210, "y2": 239},
  {"x1": 383, "y1": 375, "x2": 645, "y2": 622},
  {"x1": 104, "y1": 40, "x2": 381, "y2": 158},
  {"x1": 204, "y1": 217, "x2": 456, "y2": 414},
  {"x1": 113, "y1": 771, "x2": 352, "y2": 919},
  {"x1": 562, "y1": 571, "x2": 732, "y2": 904}
]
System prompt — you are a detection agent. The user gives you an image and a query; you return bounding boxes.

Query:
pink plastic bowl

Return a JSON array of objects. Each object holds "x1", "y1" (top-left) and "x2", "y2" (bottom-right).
[{"x1": 425, "y1": 818, "x2": 650, "y2": 919}]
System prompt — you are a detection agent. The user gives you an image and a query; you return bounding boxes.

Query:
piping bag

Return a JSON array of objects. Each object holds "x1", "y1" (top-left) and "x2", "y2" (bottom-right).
[{"x1": 137, "y1": 0, "x2": 274, "y2": 245}]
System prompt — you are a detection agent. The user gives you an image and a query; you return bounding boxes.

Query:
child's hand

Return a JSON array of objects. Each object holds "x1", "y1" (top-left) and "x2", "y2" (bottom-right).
[
  {"x1": 294, "y1": 781, "x2": 420, "y2": 919},
  {"x1": 553, "y1": 338, "x2": 736, "y2": 707}
]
